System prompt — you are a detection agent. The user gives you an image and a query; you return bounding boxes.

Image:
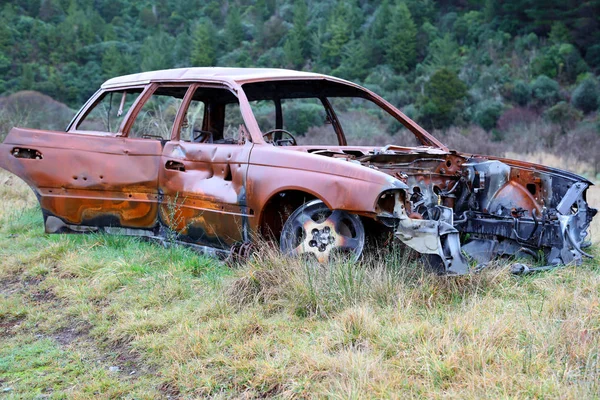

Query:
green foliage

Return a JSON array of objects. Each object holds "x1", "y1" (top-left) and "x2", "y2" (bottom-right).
[
  {"x1": 320, "y1": 2, "x2": 358, "y2": 67},
  {"x1": 224, "y1": 7, "x2": 244, "y2": 52},
  {"x1": 511, "y1": 80, "x2": 532, "y2": 106},
  {"x1": 140, "y1": 31, "x2": 175, "y2": 72},
  {"x1": 385, "y1": 2, "x2": 417, "y2": 73},
  {"x1": 333, "y1": 37, "x2": 370, "y2": 81},
  {"x1": 418, "y1": 68, "x2": 467, "y2": 129},
  {"x1": 544, "y1": 101, "x2": 582, "y2": 131},
  {"x1": 191, "y1": 21, "x2": 217, "y2": 67},
  {"x1": 532, "y1": 44, "x2": 588, "y2": 82},
  {"x1": 531, "y1": 48, "x2": 559, "y2": 78},
  {"x1": 474, "y1": 99, "x2": 504, "y2": 131},
  {"x1": 102, "y1": 44, "x2": 134, "y2": 78},
  {"x1": 572, "y1": 77, "x2": 599, "y2": 114},
  {"x1": 0, "y1": 0, "x2": 598, "y2": 132},
  {"x1": 283, "y1": 1, "x2": 310, "y2": 68},
  {"x1": 531, "y1": 75, "x2": 560, "y2": 105},
  {"x1": 365, "y1": 0, "x2": 392, "y2": 65},
  {"x1": 549, "y1": 22, "x2": 571, "y2": 44},
  {"x1": 282, "y1": 102, "x2": 325, "y2": 136},
  {"x1": 283, "y1": 33, "x2": 304, "y2": 69},
  {"x1": 453, "y1": 10, "x2": 484, "y2": 46},
  {"x1": 586, "y1": 44, "x2": 600, "y2": 72},
  {"x1": 426, "y1": 34, "x2": 461, "y2": 71}
]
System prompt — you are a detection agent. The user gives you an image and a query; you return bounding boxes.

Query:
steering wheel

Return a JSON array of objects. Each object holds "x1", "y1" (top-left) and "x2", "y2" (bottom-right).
[
  {"x1": 262, "y1": 129, "x2": 297, "y2": 146},
  {"x1": 193, "y1": 129, "x2": 213, "y2": 143}
]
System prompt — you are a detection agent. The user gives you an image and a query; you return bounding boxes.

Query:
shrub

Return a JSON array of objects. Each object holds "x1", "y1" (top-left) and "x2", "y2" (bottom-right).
[
  {"x1": 417, "y1": 68, "x2": 467, "y2": 129},
  {"x1": 282, "y1": 102, "x2": 327, "y2": 136},
  {"x1": 571, "y1": 78, "x2": 599, "y2": 114},
  {"x1": 511, "y1": 80, "x2": 532, "y2": 106},
  {"x1": 532, "y1": 53, "x2": 558, "y2": 78},
  {"x1": 558, "y1": 44, "x2": 589, "y2": 83},
  {"x1": 544, "y1": 101, "x2": 582, "y2": 131},
  {"x1": 531, "y1": 75, "x2": 560, "y2": 105},
  {"x1": 473, "y1": 99, "x2": 503, "y2": 131}
]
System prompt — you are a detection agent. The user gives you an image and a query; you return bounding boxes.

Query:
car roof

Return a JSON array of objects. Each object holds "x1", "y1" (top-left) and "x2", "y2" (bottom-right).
[{"x1": 101, "y1": 67, "x2": 347, "y2": 89}]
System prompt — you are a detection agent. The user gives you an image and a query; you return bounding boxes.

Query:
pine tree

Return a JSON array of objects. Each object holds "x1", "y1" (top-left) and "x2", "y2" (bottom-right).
[
  {"x1": 321, "y1": 5, "x2": 352, "y2": 66},
  {"x1": 191, "y1": 21, "x2": 217, "y2": 67},
  {"x1": 283, "y1": 2, "x2": 310, "y2": 68},
  {"x1": 292, "y1": 2, "x2": 310, "y2": 59},
  {"x1": 385, "y1": 2, "x2": 417, "y2": 73},
  {"x1": 366, "y1": 0, "x2": 392, "y2": 65},
  {"x1": 102, "y1": 45, "x2": 134, "y2": 78},
  {"x1": 284, "y1": 34, "x2": 304, "y2": 68},
  {"x1": 140, "y1": 32, "x2": 175, "y2": 72},
  {"x1": 225, "y1": 8, "x2": 244, "y2": 51},
  {"x1": 418, "y1": 68, "x2": 467, "y2": 129},
  {"x1": 335, "y1": 36, "x2": 370, "y2": 81}
]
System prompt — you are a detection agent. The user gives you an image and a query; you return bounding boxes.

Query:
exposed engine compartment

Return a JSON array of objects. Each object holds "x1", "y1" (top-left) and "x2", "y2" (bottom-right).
[{"x1": 308, "y1": 145, "x2": 597, "y2": 273}]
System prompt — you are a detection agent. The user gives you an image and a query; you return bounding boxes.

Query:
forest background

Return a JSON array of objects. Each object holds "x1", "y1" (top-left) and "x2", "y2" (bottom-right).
[{"x1": 1, "y1": 0, "x2": 600, "y2": 175}]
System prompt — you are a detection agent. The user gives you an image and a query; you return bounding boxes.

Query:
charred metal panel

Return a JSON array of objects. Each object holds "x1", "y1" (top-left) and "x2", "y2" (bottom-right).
[
  {"x1": 247, "y1": 145, "x2": 408, "y2": 223},
  {"x1": 158, "y1": 140, "x2": 253, "y2": 248},
  {"x1": 0, "y1": 127, "x2": 162, "y2": 230}
]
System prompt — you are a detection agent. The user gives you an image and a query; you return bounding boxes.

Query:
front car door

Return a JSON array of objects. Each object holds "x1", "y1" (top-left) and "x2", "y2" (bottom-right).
[{"x1": 158, "y1": 83, "x2": 253, "y2": 249}]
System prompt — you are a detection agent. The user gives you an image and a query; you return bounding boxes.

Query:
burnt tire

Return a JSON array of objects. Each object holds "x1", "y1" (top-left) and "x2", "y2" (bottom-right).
[{"x1": 279, "y1": 200, "x2": 365, "y2": 263}]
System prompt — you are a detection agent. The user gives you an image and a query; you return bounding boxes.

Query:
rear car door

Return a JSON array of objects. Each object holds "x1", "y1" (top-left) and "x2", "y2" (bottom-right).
[{"x1": 0, "y1": 86, "x2": 164, "y2": 234}]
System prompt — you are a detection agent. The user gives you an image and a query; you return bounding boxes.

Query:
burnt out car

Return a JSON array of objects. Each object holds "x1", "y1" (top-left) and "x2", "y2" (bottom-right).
[{"x1": 0, "y1": 68, "x2": 596, "y2": 274}]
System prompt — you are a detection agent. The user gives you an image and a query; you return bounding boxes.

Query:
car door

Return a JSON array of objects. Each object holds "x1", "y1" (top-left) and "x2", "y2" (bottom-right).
[
  {"x1": 0, "y1": 86, "x2": 164, "y2": 234},
  {"x1": 158, "y1": 84, "x2": 253, "y2": 249}
]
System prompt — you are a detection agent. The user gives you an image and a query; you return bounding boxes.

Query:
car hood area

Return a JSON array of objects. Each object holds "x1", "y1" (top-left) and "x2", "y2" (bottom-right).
[{"x1": 289, "y1": 144, "x2": 597, "y2": 273}]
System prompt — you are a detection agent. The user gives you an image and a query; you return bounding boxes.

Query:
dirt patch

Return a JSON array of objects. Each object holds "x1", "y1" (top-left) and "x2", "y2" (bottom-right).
[
  {"x1": 53, "y1": 322, "x2": 92, "y2": 346},
  {"x1": 0, "y1": 274, "x2": 46, "y2": 296},
  {"x1": 29, "y1": 288, "x2": 57, "y2": 303},
  {"x1": 0, "y1": 276, "x2": 21, "y2": 296},
  {"x1": 105, "y1": 338, "x2": 156, "y2": 377},
  {"x1": 0, "y1": 316, "x2": 24, "y2": 337},
  {"x1": 158, "y1": 381, "x2": 181, "y2": 398}
]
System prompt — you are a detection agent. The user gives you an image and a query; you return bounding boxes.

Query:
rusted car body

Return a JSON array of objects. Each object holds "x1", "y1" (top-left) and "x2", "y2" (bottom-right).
[{"x1": 0, "y1": 68, "x2": 596, "y2": 274}]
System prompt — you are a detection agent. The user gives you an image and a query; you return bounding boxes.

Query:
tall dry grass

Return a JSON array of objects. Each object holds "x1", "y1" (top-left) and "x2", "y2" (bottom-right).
[
  {"x1": 0, "y1": 165, "x2": 599, "y2": 398},
  {"x1": 227, "y1": 242, "x2": 511, "y2": 318},
  {"x1": 437, "y1": 118, "x2": 600, "y2": 177}
]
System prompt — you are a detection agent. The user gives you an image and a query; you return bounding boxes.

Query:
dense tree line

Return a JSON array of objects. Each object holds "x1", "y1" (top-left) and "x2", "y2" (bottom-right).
[{"x1": 1, "y1": 0, "x2": 599, "y2": 132}]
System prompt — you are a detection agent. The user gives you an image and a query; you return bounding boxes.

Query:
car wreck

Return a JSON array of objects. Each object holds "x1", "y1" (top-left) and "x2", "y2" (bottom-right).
[{"x1": 0, "y1": 68, "x2": 596, "y2": 274}]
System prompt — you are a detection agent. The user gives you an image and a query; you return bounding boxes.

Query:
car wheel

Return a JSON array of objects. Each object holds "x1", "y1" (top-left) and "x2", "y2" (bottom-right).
[{"x1": 280, "y1": 200, "x2": 365, "y2": 263}]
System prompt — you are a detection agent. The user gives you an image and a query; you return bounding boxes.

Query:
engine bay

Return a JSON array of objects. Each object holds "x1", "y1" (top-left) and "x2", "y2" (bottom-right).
[{"x1": 304, "y1": 145, "x2": 597, "y2": 272}]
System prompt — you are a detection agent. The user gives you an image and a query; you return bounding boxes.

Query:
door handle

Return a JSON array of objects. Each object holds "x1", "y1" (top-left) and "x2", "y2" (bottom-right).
[
  {"x1": 165, "y1": 160, "x2": 185, "y2": 172},
  {"x1": 12, "y1": 148, "x2": 43, "y2": 159}
]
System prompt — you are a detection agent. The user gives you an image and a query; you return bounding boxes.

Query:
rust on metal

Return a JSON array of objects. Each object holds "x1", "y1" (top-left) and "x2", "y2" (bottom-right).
[{"x1": 0, "y1": 67, "x2": 595, "y2": 274}]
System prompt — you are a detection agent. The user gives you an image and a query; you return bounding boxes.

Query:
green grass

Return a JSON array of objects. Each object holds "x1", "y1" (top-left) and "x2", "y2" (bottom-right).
[{"x1": 0, "y1": 173, "x2": 599, "y2": 399}]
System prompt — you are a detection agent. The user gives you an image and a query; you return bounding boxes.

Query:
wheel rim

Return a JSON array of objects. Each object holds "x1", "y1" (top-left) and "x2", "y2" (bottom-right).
[{"x1": 280, "y1": 200, "x2": 365, "y2": 263}]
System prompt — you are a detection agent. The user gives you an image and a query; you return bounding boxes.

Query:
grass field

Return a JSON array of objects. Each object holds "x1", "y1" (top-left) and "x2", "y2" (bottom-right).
[{"x1": 0, "y1": 164, "x2": 599, "y2": 399}]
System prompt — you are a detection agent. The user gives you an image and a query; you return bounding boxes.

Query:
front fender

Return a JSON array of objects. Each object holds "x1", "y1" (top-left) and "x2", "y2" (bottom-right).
[{"x1": 247, "y1": 145, "x2": 407, "y2": 218}]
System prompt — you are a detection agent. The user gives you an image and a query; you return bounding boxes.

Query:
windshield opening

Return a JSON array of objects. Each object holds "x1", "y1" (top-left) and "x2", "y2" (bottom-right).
[{"x1": 242, "y1": 80, "x2": 422, "y2": 147}]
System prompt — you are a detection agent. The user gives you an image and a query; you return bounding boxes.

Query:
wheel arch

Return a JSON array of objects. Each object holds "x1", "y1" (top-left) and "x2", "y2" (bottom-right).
[{"x1": 258, "y1": 188, "x2": 321, "y2": 241}]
